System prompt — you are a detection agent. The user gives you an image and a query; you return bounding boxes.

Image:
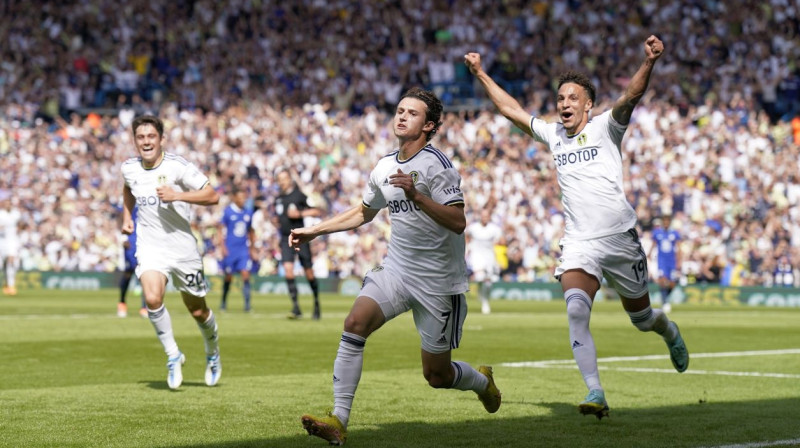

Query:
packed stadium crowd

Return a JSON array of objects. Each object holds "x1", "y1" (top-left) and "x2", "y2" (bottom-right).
[{"x1": 1, "y1": 0, "x2": 800, "y2": 288}]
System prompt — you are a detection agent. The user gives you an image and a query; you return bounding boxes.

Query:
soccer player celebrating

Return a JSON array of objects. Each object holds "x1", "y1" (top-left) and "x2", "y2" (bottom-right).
[
  {"x1": 275, "y1": 169, "x2": 323, "y2": 320},
  {"x1": 466, "y1": 208, "x2": 503, "y2": 314},
  {"x1": 465, "y1": 35, "x2": 688, "y2": 418},
  {"x1": 217, "y1": 186, "x2": 256, "y2": 312},
  {"x1": 292, "y1": 87, "x2": 501, "y2": 446},
  {"x1": 121, "y1": 115, "x2": 222, "y2": 389}
]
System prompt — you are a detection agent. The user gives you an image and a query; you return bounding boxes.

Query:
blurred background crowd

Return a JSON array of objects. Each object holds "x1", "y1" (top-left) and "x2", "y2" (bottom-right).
[{"x1": 1, "y1": 0, "x2": 799, "y2": 287}]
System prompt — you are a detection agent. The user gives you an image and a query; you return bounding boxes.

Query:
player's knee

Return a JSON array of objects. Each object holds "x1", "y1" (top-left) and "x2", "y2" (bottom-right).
[
  {"x1": 565, "y1": 289, "x2": 592, "y2": 325},
  {"x1": 424, "y1": 369, "x2": 452, "y2": 389},
  {"x1": 142, "y1": 292, "x2": 162, "y2": 308},
  {"x1": 343, "y1": 315, "x2": 371, "y2": 337},
  {"x1": 189, "y1": 307, "x2": 209, "y2": 321}
]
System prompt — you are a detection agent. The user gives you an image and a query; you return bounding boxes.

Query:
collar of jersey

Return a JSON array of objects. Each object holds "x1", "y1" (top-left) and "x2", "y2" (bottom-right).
[
  {"x1": 396, "y1": 144, "x2": 430, "y2": 163},
  {"x1": 140, "y1": 152, "x2": 165, "y2": 170}
]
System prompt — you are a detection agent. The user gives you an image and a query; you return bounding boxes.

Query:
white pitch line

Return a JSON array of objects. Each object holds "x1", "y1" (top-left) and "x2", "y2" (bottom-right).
[
  {"x1": 703, "y1": 438, "x2": 800, "y2": 448},
  {"x1": 501, "y1": 348, "x2": 800, "y2": 379},
  {"x1": 607, "y1": 366, "x2": 800, "y2": 379},
  {"x1": 502, "y1": 348, "x2": 800, "y2": 368},
  {"x1": 499, "y1": 363, "x2": 800, "y2": 379},
  {"x1": 0, "y1": 313, "x2": 96, "y2": 320}
]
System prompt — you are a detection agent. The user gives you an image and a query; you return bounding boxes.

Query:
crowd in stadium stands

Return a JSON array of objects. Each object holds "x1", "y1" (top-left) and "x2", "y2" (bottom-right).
[{"x1": 1, "y1": 0, "x2": 799, "y2": 287}]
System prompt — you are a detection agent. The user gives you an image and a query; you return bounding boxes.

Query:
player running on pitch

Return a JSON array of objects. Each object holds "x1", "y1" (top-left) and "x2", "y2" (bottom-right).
[
  {"x1": 292, "y1": 87, "x2": 501, "y2": 445},
  {"x1": 121, "y1": 115, "x2": 222, "y2": 389},
  {"x1": 465, "y1": 35, "x2": 688, "y2": 419}
]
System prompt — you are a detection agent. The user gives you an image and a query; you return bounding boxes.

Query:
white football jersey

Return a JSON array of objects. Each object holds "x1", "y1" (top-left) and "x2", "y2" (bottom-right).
[
  {"x1": 529, "y1": 110, "x2": 636, "y2": 240},
  {"x1": 362, "y1": 144, "x2": 468, "y2": 295},
  {"x1": 121, "y1": 153, "x2": 210, "y2": 260},
  {"x1": 0, "y1": 208, "x2": 21, "y2": 242},
  {"x1": 466, "y1": 220, "x2": 502, "y2": 273}
]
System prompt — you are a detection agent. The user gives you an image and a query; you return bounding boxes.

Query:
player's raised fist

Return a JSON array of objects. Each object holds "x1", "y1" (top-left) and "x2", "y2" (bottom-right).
[
  {"x1": 464, "y1": 53, "x2": 483, "y2": 75},
  {"x1": 645, "y1": 35, "x2": 664, "y2": 60}
]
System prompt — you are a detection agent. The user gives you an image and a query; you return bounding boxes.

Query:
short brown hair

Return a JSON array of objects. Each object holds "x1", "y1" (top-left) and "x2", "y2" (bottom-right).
[
  {"x1": 132, "y1": 115, "x2": 164, "y2": 138},
  {"x1": 400, "y1": 87, "x2": 443, "y2": 141}
]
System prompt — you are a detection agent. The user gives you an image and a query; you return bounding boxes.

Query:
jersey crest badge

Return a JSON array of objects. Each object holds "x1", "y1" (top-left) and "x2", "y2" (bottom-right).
[
  {"x1": 577, "y1": 134, "x2": 587, "y2": 146},
  {"x1": 409, "y1": 171, "x2": 419, "y2": 184}
]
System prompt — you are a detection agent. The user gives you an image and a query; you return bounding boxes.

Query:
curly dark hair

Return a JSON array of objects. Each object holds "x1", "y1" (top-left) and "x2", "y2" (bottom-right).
[
  {"x1": 557, "y1": 71, "x2": 596, "y2": 105},
  {"x1": 400, "y1": 87, "x2": 443, "y2": 141}
]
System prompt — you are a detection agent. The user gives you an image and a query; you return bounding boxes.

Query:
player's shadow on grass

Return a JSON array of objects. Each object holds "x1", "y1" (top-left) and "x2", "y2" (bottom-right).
[
  {"x1": 139, "y1": 380, "x2": 214, "y2": 390},
  {"x1": 161, "y1": 397, "x2": 800, "y2": 448}
]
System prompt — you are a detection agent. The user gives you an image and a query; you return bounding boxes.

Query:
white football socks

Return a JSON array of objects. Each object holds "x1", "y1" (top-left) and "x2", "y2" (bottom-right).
[
  {"x1": 628, "y1": 306, "x2": 676, "y2": 341},
  {"x1": 450, "y1": 361, "x2": 489, "y2": 392},
  {"x1": 565, "y1": 288, "x2": 601, "y2": 392},
  {"x1": 332, "y1": 332, "x2": 366, "y2": 428},
  {"x1": 197, "y1": 310, "x2": 219, "y2": 356},
  {"x1": 5, "y1": 263, "x2": 16, "y2": 287},
  {"x1": 147, "y1": 305, "x2": 180, "y2": 359}
]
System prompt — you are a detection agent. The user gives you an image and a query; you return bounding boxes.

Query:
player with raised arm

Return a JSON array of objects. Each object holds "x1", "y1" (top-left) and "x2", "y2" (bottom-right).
[
  {"x1": 121, "y1": 115, "x2": 222, "y2": 389},
  {"x1": 217, "y1": 186, "x2": 256, "y2": 312},
  {"x1": 465, "y1": 35, "x2": 688, "y2": 419},
  {"x1": 293, "y1": 87, "x2": 501, "y2": 445}
]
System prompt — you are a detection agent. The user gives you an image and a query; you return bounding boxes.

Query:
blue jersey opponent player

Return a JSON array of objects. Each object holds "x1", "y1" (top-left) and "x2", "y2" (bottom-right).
[
  {"x1": 117, "y1": 206, "x2": 147, "y2": 318},
  {"x1": 217, "y1": 186, "x2": 256, "y2": 312},
  {"x1": 275, "y1": 170, "x2": 323, "y2": 320},
  {"x1": 466, "y1": 35, "x2": 688, "y2": 419},
  {"x1": 649, "y1": 215, "x2": 681, "y2": 313}
]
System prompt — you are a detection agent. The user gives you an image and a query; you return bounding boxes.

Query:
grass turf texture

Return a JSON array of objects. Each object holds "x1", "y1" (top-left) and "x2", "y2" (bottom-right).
[{"x1": 1, "y1": 289, "x2": 799, "y2": 447}]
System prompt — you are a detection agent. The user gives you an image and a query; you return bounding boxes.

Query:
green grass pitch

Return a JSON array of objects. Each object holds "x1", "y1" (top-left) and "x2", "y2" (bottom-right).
[{"x1": 1, "y1": 289, "x2": 799, "y2": 447}]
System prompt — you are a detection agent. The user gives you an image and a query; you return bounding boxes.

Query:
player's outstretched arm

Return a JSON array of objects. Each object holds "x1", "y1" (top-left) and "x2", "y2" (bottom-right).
[
  {"x1": 289, "y1": 205, "x2": 379, "y2": 249},
  {"x1": 464, "y1": 52, "x2": 534, "y2": 136},
  {"x1": 612, "y1": 35, "x2": 664, "y2": 125}
]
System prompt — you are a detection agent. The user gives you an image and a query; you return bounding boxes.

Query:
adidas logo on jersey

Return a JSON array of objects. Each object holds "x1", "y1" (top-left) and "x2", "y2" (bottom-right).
[{"x1": 437, "y1": 335, "x2": 448, "y2": 344}]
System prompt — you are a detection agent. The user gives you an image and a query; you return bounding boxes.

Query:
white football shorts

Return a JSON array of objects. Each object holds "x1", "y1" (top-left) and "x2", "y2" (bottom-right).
[
  {"x1": 555, "y1": 229, "x2": 650, "y2": 299},
  {"x1": 359, "y1": 264, "x2": 467, "y2": 354},
  {"x1": 136, "y1": 252, "x2": 208, "y2": 297}
]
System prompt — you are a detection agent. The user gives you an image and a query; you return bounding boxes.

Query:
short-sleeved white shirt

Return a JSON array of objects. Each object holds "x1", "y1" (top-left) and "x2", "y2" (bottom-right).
[
  {"x1": 466, "y1": 221, "x2": 502, "y2": 274},
  {"x1": 0, "y1": 208, "x2": 21, "y2": 257},
  {"x1": 121, "y1": 153, "x2": 209, "y2": 261},
  {"x1": 529, "y1": 110, "x2": 636, "y2": 240},
  {"x1": 362, "y1": 144, "x2": 468, "y2": 295}
]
